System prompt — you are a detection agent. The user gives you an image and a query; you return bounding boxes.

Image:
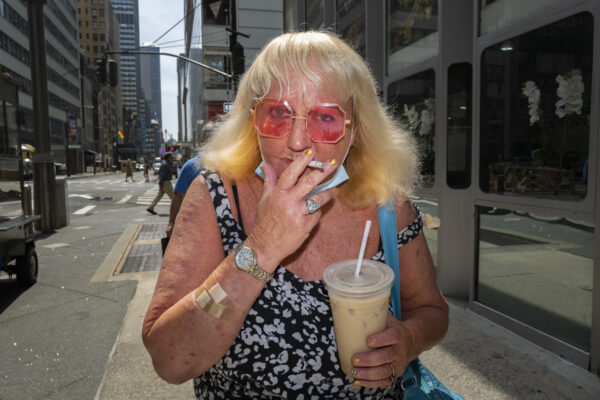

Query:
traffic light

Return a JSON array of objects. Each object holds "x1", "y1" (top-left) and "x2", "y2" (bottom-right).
[
  {"x1": 231, "y1": 41, "x2": 245, "y2": 78},
  {"x1": 108, "y1": 59, "x2": 118, "y2": 87},
  {"x1": 95, "y1": 58, "x2": 107, "y2": 84}
]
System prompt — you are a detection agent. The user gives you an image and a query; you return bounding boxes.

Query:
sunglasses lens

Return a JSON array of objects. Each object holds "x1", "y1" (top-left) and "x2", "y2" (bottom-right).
[
  {"x1": 307, "y1": 105, "x2": 346, "y2": 143},
  {"x1": 254, "y1": 100, "x2": 292, "y2": 137}
]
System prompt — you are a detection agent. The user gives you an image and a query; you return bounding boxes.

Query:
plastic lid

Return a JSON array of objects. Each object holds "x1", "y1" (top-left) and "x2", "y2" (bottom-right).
[{"x1": 323, "y1": 259, "x2": 394, "y2": 296}]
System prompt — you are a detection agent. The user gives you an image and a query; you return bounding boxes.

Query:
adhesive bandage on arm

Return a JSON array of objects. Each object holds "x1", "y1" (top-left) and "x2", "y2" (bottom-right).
[{"x1": 194, "y1": 282, "x2": 229, "y2": 318}]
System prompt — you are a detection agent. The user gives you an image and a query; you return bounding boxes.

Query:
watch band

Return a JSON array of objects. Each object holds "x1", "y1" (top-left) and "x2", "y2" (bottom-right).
[{"x1": 247, "y1": 264, "x2": 274, "y2": 283}]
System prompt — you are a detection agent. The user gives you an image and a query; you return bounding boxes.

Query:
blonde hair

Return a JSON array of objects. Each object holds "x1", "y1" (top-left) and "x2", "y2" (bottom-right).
[{"x1": 201, "y1": 31, "x2": 420, "y2": 208}]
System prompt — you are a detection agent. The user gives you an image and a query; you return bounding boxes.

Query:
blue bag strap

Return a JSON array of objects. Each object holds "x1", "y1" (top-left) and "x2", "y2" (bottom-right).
[{"x1": 377, "y1": 202, "x2": 401, "y2": 319}]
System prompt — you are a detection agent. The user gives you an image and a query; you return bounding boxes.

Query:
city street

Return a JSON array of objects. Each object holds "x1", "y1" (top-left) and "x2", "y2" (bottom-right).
[
  {"x1": 0, "y1": 171, "x2": 173, "y2": 399},
  {"x1": 0, "y1": 171, "x2": 599, "y2": 400}
]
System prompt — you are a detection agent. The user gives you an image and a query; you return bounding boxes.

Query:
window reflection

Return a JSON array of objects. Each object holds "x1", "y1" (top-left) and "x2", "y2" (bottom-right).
[
  {"x1": 447, "y1": 63, "x2": 472, "y2": 189},
  {"x1": 479, "y1": 0, "x2": 563, "y2": 36},
  {"x1": 388, "y1": 0, "x2": 438, "y2": 72},
  {"x1": 479, "y1": 13, "x2": 593, "y2": 200},
  {"x1": 306, "y1": 0, "x2": 325, "y2": 30},
  {"x1": 477, "y1": 206, "x2": 593, "y2": 350},
  {"x1": 388, "y1": 69, "x2": 436, "y2": 187},
  {"x1": 337, "y1": 0, "x2": 365, "y2": 57}
]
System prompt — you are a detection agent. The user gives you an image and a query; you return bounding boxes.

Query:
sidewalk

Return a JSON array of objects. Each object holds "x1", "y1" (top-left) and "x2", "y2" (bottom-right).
[{"x1": 94, "y1": 227, "x2": 600, "y2": 400}]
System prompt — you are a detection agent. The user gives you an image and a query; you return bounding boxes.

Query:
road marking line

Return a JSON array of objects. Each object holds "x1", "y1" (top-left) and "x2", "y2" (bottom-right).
[
  {"x1": 69, "y1": 194, "x2": 93, "y2": 199},
  {"x1": 117, "y1": 195, "x2": 132, "y2": 204},
  {"x1": 73, "y1": 205, "x2": 96, "y2": 215},
  {"x1": 43, "y1": 243, "x2": 70, "y2": 249}
]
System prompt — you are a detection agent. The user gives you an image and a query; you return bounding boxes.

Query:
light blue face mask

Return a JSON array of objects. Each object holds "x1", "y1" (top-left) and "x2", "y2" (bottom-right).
[{"x1": 254, "y1": 161, "x2": 349, "y2": 198}]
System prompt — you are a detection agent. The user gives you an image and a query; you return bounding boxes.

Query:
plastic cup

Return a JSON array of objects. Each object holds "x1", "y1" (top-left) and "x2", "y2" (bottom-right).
[{"x1": 323, "y1": 259, "x2": 394, "y2": 376}]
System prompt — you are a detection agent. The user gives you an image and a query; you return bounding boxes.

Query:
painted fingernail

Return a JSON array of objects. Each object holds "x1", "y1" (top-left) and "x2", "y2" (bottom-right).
[
  {"x1": 351, "y1": 369, "x2": 358, "y2": 376},
  {"x1": 304, "y1": 149, "x2": 313, "y2": 157},
  {"x1": 329, "y1": 158, "x2": 337, "y2": 165},
  {"x1": 353, "y1": 357, "x2": 359, "y2": 366},
  {"x1": 353, "y1": 380, "x2": 362, "y2": 386},
  {"x1": 367, "y1": 337, "x2": 375, "y2": 346}
]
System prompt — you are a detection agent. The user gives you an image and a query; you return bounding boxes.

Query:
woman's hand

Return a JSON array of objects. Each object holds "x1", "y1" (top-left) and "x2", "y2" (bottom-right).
[
  {"x1": 349, "y1": 314, "x2": 415, "y2": 389},
  {"x1": 247, "y1": 149, "x2": 338, "y2": 268}
]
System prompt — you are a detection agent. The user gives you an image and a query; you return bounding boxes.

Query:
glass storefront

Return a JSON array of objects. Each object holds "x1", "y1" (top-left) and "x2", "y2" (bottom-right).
[
  {"x1": 387, "y1": 0, "x2": 438, "y2": 72},
  {"x1": 447, "y1": 63, "x2": 472, "y2": 189},
  {"x1": 337, "y1": 0, "x2": 365, "y2": 56},
  {"x1": 479, "y1": 0, "x2": 564, "y2": 36},
  {"x1": 477, "y1": 206, "x2": 594, "y2": 350},
  {"x1": 479, "y1": 12, "x2": 593, "y2": 201},
  {"x1": 388, "y1": 69, "x2": 436, "y2": 187}
]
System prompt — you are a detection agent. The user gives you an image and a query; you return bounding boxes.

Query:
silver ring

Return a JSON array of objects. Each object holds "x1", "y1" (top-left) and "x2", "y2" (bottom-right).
[
  {"x1": 390, "y1": 363, "x2": 396, "y2": 380},
  {"x1": 305, "y1": 198, "x2": 319, "y2": 214}
]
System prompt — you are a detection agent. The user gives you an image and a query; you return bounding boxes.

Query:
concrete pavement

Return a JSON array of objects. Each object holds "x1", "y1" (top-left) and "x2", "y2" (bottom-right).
[{"x1": 93, "y1": 222, "x2": 600, "y2": 399}]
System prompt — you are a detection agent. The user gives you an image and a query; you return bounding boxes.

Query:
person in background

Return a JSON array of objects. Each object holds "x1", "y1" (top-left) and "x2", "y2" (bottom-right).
[
  {"x1": 146, "y1": 153, "x2": 174, "y2": 215},
  {"x1": 143, "y1": 31, "x2": 448, "y2": 398},
  {"x1": 165, "y1": 154, "x2": 203, "y2": 238},
  {"x1": 125, "y1": 158, "x2": 135, "y2": 182},
  {"x1": 143, "y1": 160, "x2": 150, "y2": 182}
]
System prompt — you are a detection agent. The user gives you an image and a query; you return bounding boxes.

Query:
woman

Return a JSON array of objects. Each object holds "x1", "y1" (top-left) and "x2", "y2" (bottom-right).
[{"x1": 143, "y1": 31, "x2": 449, "y2": 398}]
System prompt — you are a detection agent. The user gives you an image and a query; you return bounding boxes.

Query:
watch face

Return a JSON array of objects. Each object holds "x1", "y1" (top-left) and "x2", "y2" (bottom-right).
[{"x1": 235, "y1": 246, "x2": 254, "y2": 271}]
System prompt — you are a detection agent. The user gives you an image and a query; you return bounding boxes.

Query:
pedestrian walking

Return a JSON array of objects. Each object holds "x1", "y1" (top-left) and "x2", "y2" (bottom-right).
[
  {"x1": 125, "y1": 158, "x2": 135, "y2": 182},
  {"x1": 143, "y1": 160, "x2": 150, "y2": 182},
  {"x1": 165, "y1": 153, "x2": 203, "y2": 238},
  {"x1": 146, "y1": 153, "x2": 175, "y2": 215}
]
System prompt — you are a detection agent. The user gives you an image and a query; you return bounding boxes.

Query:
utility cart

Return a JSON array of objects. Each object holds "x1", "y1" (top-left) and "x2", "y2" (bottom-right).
[{"x1": 0, "y1": 73, "x2": 41, "y2": 287}]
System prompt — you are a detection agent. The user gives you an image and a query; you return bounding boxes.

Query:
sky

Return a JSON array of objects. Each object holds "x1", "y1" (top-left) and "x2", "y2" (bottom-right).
[{"x1": 138, "y1": 1, "x2": 186, "y2": 142}]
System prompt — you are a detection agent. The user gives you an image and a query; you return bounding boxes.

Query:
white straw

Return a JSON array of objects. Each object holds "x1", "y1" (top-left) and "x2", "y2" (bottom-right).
[{"x1": 354, "y1": 220, "x2": 372, "y2": 277}]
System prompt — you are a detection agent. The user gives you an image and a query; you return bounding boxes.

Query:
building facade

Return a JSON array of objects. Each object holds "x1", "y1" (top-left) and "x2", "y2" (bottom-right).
[
  {"x1": 110, "y1": 0, "x2": 140, "y2": 155},
  {"x1": 285, "y1": 0, "x2": 599, "y2": 375},
  {"x1": 0, "y1": 0, "x2": 81, "y2": 171},
  {"x1": 180, "y1": 0, "x2": 284, "y2": 149},
  {"x1": 77, "y1": 0, "x2": 122, "y2": 170},
  {"x1": 139, "y1": 44, "x2": 162, "y2": 158}
]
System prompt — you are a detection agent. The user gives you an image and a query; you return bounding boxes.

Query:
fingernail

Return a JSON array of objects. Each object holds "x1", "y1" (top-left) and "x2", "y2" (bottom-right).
[
  {"x1": 353, "y1": 357, "x2": 359, "y2": 366},
  {"x1": 353, "y1": 380, "x2": 362, "y2": 386},
  {"x1": 329, "y1": 158, "x2": 337, "y2": 165},
  {"x1": 367, "y1": 337, "x2": 375, "y2": 346},
  {"x1": 351, "y1": 369, "x2": 358, "y2": 376},
  {"x1": 304, "y1": 149, "x2": 313, "y2": 157}
]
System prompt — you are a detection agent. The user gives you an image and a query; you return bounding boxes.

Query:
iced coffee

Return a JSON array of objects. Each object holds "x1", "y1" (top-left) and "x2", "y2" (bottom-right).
[{"x1": 323, "y1": 259, "x2": 394, "y2": 376}]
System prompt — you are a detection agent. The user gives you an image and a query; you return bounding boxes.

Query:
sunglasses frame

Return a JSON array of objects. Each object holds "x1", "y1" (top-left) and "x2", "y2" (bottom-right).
[{"x1": 251, "y1": 97, "x2": 352, "y2": 144}]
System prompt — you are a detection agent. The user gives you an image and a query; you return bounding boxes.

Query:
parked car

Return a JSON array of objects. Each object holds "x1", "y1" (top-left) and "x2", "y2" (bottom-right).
[{"x1": 152, "y1": 161, "x2": 161, "y2": 174}]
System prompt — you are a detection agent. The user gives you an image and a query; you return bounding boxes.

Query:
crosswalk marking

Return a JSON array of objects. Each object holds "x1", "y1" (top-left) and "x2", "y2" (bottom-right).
[
  {"x1": 117, "y1": 195, "x2": 132, "y2": 204},
  {"x1": 69, "y1": 194, "x2": 93, "y2": 199},
  {"x1": 73, "y1": 205, "x2": 96, "y2": 215}
]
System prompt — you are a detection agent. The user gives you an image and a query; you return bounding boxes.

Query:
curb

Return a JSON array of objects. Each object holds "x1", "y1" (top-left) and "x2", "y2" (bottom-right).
[{"x1": 90, "y1": 224, "x2": 142, "y2": 283}]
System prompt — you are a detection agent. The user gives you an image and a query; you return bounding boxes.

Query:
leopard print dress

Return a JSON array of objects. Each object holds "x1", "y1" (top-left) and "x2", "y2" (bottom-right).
[{"x1": 193, "y1": 171, "x2": 423, "y2": 399}]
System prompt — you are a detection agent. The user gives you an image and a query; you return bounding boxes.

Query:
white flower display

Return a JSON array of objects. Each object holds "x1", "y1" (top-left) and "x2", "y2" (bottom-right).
[
  {"x1": 555, "y1": 69, "x2": 584, "y2": 118},
  {"x1": 403, "y1": 104, "x2": 419, "y2": 131},
  {"x1": 522, "y1": 80, "x2": 541, "y2": 126},
  {"x1": 419, "y1": 97, "x2": 435, "y2": 136}
]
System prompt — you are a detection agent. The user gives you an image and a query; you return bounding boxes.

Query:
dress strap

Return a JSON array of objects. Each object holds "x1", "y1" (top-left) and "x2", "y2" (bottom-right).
[{"x1": 231, "y1": 184, "x2": 245, "y2": 233}]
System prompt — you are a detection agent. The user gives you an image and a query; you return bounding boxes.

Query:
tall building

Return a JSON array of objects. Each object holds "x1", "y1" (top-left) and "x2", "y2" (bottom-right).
[
  {"x1": 284, "y1": 0, "x2": 600, "y2": 375},
  {"x1": 139, "y1": 44, "x2": 162, "y2": 157},
  {"x1": 180, "y1": 0, "x2": 283, "y2": 148},
  {"x1": 77, "y1": 0, "x2": 122, "y2": 170},
  {"x1": 110, "y1": 0, "x2": 141, "y2": 154},
  {"x1": 0, "y1": 0, "x2": 81, "y2": 171}
]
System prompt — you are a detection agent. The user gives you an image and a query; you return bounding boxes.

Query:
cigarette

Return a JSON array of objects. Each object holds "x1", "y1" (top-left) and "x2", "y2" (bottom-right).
[{"x1": 308, "y1": 160, "x2": 325, "y2": 169}]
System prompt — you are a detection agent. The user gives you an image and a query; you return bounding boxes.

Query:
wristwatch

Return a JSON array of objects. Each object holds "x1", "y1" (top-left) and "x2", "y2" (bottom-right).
[{"x1": 234, "y1": 245, "x2": 274, "y2": 283}]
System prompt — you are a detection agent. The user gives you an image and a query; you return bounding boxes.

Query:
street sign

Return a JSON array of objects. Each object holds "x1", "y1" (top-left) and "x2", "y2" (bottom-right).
[{"x1": 223, "y1": 102, "x2": 233, "y2": 112}]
